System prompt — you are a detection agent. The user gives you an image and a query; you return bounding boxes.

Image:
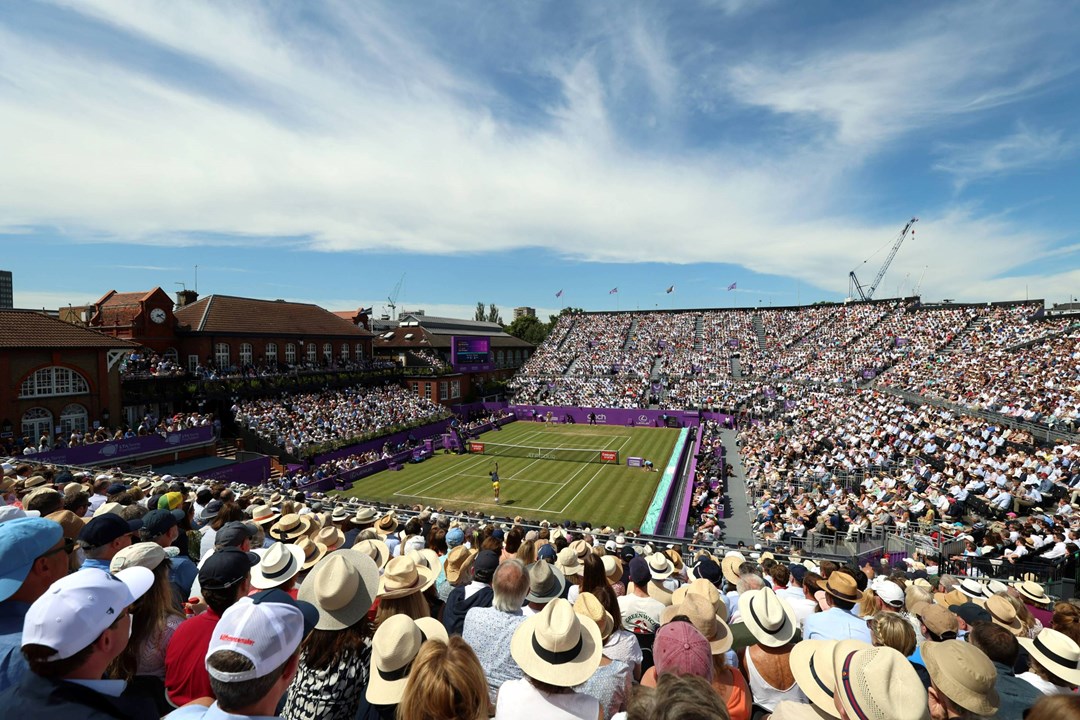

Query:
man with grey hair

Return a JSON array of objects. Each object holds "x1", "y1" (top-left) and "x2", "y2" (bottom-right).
[
  {"x1": 462, "y1": 558, "x2": 530, "y2": 702},
  {"x1": 729, "y1": 573, "x2": 766, "y2": 623}
]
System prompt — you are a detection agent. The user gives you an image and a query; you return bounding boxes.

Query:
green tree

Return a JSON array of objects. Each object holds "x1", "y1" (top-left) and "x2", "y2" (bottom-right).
[
  {"x1": 486, "y1": 303, "x2": 502, "y2": 325},
  {"x1": 474, "y1": 302, "x2": 486, "y2": 321},
  {"x1": 506, "y1": 314, "x2": 549, "y2": 345}
]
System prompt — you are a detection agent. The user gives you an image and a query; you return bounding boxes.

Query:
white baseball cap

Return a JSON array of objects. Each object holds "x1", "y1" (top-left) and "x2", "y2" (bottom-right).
[
  {"x1": 206, "y1": 589, "x2": 318, "y2": 682},
  {"x1": 872, "y1": 577, "x2": 905, "y2": 608},
  {"x1": 22, "y1": 567, "x2": 154, "y2": 660}
]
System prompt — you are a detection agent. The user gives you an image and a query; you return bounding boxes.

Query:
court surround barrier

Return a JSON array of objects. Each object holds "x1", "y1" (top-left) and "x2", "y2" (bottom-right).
[{"x1": 29, "y1": 426, "x2": 216, "y2": 466}]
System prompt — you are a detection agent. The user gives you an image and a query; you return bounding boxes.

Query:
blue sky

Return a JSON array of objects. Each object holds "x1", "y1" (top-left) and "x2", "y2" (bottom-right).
[{"x1": 2, "y1": 1, "x2": 1079, "y2": 320}]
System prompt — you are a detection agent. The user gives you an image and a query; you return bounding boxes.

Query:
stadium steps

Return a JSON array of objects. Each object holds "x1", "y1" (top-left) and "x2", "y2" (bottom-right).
[
  {"x1": 718, "y1": 428, "x2": 755, "y2": 543},
  {"x1": 215, "y1": 440, "x2": 239, "y2": 459},
  {"x1": 730, "y1": 356, "x2": 743, "y2": 379},
  {"x1": 752, "y1": 314, "x2": 767, "y2": 351},
  {"x1": 693, "y1": 313, "x2": 704, "y2": 351},
  {"x1": 553, "y1": 317, "x2": 577, "y2": 352},
  {"x1": 940, "y1": 314, "x2": 986, "y2": 354},
  {"x1": 623, "y1": 318, "x2": 638, "y2": 350}
]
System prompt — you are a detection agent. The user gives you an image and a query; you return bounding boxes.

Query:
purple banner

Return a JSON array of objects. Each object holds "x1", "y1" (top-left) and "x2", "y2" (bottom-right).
[
  {"x1": 310, "y1": 419, "x2": 454, "y2": 467},
  {"x1": 627, "y1": 456, "x2": 644, "y2": 467},
  {"x1": 32, "y1": 426, "x2": 215, "y2": 466},
  {"x1": 196, "y1": 456, "x2": 273, "y2": 485}
]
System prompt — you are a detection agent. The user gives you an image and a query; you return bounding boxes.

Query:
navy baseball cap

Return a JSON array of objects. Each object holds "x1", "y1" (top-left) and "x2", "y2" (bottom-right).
[
  {"x1": 691, "y1": 558, "x2": 722, "y2": 586},
  {"x1": 142, "y1": 509, "x2": 185, "y2": 538},
  {"x1": 788, "y1": 564, "x2": 808, "y2": 583},
  {"x1": 79, "y1": 514, "x2": 142, "y2": 548},
  {"x1": 629, "y1": 555, "x2": 651, "y2": 586},
  {"x1": 537, "y1": 543, "x2": 557, "y2": 561},
  {"x1": 215, "y1": 521, "x2": 257, "y2": 549},
  {"x1": 472, "y1": 550, "x2": 500, "y2": 582},
  {"x1": 106, "y1": 483, "x2": 129, "y2": 495},
  {"x1": 199, "y1": 547, "x2": 259, "y2": 591}
]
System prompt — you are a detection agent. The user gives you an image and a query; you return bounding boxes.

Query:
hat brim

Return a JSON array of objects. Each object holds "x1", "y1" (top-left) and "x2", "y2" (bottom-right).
[
  {"x1": 646, "y1": 581, "x2": 674, "y2": 606},
  {"x1": 250, "y1": 545, "x2": 305, "y2": 590},
  {"x1": 1019, "y1": 636, "x2": 1080, "y2": 686},
  {"x1": 353, "y1": 539, "x2": 390, "y2": 569},
  {"x1": 738, "y1": 589, "x2": 798, "y2": 648},
  {"x1": 298, "y1": 549, "x2": 380, "y2": 631},
  {"x1": 789, "y1": 640, "x2": 843, "y2": 718},
  {"x1": 527, "y1": 563, "x2": 566, "y2": 604},
  {"x1": 922, "y1": 641, "x2": 1000, "y2": 716},
  {"x1": 721, "y1": 555, "x2": 744, "y2": 585},
  {"x1": 377, "y1": 564, "x2": 436, "y2": 599},
  {"x1": 510, "y1": 609, "x2": 603, "y2": 687},
  {"x1": 252, "y1": 512, "x2": 280, "y2": 527},
  {"x1": 660, "y1": 602, "x2": 733, "y2": 654},
  {"x1": 366, "y1": 617, "x2": 448, "y2": 705},
  {"x1": 301, "y1": 542, "x2": 329, "y2": 570}
]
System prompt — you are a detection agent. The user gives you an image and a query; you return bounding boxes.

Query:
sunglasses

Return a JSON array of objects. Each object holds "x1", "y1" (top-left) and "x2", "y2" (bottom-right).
[{"x1": 41, "y1": 537, "x2": 77, "y2": 558}]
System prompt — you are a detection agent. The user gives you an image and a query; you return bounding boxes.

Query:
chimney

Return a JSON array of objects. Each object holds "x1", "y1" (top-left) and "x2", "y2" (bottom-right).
[{"x1": 176, "y1": 290, "x2": 199, "y2": 307}]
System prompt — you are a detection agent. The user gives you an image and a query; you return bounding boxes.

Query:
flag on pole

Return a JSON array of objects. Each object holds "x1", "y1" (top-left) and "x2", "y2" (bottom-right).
[
  {"x1": 609, "y1": 287, "x2": 619, "y2": 294},
  {"x1": 727, "y1": 282, "x2": 737, "y2": 291},
  {"x1": 360, "y1": 307, "x2": 373, "y2": 315},
  {"x1": 555, "y1": 289, "x2": 563, "y2": 298},
  {"x1": 666, "y1": 285, "x2": 674, "y2": 294}
]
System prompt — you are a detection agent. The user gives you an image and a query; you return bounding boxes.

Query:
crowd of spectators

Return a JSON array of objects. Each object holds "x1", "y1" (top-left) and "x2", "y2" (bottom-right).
[
  {"x1": 232, "y1": 383, "x2": 447, "y2": 455},
  {"x1": 2, "y1": 466, "x2": 1077, "y2": 719}
]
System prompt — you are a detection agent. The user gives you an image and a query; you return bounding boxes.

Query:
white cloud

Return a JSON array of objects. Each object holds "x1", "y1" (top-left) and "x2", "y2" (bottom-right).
[
  {"x1": 0, "y1": 2, "x2": 1074, "y2": 306},
  {"x1": 13, "y1": 289, "x2": 102, "y2": 309},
  {"x1": 934, "y1": 124, "x2": 1078, "y2": 186}
]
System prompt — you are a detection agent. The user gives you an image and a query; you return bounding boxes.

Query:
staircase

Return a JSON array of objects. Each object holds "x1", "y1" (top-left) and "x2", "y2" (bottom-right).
[
  {"x1": 731, "y1": 356, "x2": 743, "y2": 379},
  {"x1": 215, "y1": 440, "x2": 240, "y2": 459},
  {"x1": 563, "y1": 357, "x2": 581, "y2": 375},
  {"x1": 623, "y1": 318, "x2": 638, "y2": 350},
  {"x1": 939, "y1": 314, "x2": 986, "y2": 355},
  {"x1": 752, "y1": 314, "x2": 767, "y2": 351},
  {"x1": 553, "y1": 317, "x2": 577, "y2": 352},
  {"x1": 693, "y1": 314, "x2": 704, "y2": 351}
]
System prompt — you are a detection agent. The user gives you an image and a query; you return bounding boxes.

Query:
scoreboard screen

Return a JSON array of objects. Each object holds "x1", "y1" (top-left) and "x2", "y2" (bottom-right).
[{"x1": 451, "y1": 336, "x2": 492, "y2": 370}]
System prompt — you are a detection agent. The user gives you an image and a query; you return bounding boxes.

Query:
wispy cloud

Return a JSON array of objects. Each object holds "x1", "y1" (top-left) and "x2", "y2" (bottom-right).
[
  {"x1": 113, "y1": 264, "x2": 178, "y2": 271},
  {"x1": 934, "y1": 123, "x2": 1079, "y2": 186},
  {"x1": 0, "y1": 1, "x2": 1075, "y2": 306}
]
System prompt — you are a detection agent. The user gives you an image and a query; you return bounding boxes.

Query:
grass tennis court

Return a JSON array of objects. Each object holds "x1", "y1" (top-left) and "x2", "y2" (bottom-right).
[{"x1": 332, "y1": 422, "x2": 682, "y2": 528}]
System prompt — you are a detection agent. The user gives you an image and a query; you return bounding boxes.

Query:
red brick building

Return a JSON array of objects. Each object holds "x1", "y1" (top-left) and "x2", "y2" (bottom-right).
[{"x1": 0, "y1": 310, "x2": 136, "y2": 444}]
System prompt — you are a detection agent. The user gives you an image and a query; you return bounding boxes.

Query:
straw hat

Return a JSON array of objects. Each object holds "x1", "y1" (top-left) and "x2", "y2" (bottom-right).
[
  {"x1": 330, "y1": 506, "x2": 351, "y2": 523},
  {"x1": 407, "y1": 548, "x2": 440, "y2": 575},
  {"x1": 646, "y1": 552, "x2": 674, "y2": 580},
  {"x1": 110, "y1": 542, "x2": 168, "y2": 573},
  {"x1": 445, "y1": 546, "x2": 477, "y2": 585},
  {"x1": 296, "y1": 537, "x2": 328, "y2": 571},
  {"x1": 555, "y1": 547, "x2": 582, "y2": 577},
  {"x1": 352, "y1": 506, "x2": 378, "y2": 525},
  {"x1": 601, "y1": 555, "x2": 623, "y2": 584},
  {"x1": 739, "y1": 587, "x2": 798, "y2": 647},
  {"x1": 957, "y1": 577, "x2": 988, "y2": 599},
  {"x1": 790, "y1": 639, "x2": 858, "y2": 718},
  {"x1": 352, "y1": 538, "x2": 390, "y2": 569},
  {"x1": 660, "y1": 592, "x2": 732, "y2": 654},
  {"x1": 1019, "y1": 628, "x2": 1080, "y2": 685},
  {"x1": 45, "y1": 510, "x2": 85, "y2": 540},
  {"x1": 250, "y1": 542, "x2": 305, "y2": 589},
  {"x1": 377, "y1": 555, "x2": 436, "y2": 599},
  {"x1": 314, "y1": 526, "x2": 345, "y2": 552},
  {"x1": 366, "y1": 615, "x2": 449, "y2": 705},
  {"x1": 269, "y1": 514, "x2": 311, "y2": 542},
  {"x1": 832, "y1": 645, "x2": 930, "y2": 720},
  {"x1": 510, "y1": 598, "x2": 602, "y2": 687},
  {"x1": 664, "y1": 548, "x2": 684, "y2": 572},
  {"x1": 721, "y1": 552, "x2": 746, "y2": 585},
  {"x1": 677, "y1": 578, "x2": 725, "y2": 615},
  {"x1": 983, "y1": 594, "x2": 1023, "y2": 635},
  {"x1": 526, "y1": 561, "x2": 566, "y2": 604},
  {"x1": 574, "y1": 592, "x2": 614, "y2": 641},
  {"x1": 1014, "y1": 580, "x2": 1049, "y2": 605},
  {"x1": 921, "y1": 640, "x2": 999, "y2": 717},
  {"x1": 823, "y1": 573, "x2": 860, "y2": 604},
  {"x1": 569, "y1": 539, "x2": 591, "y2": 560},
  {"x1": 249, "y1": 504, "x2": 280, "y2": 527},
  {"x1": 298, "y1": 549, "x2": 380, "y2": 631},
  {"x1": 375, "y1": 512, "x2": 399, "y2": 536},
  {"x1": 934, "y1": 589, "x2": 968, "y2": 608}
]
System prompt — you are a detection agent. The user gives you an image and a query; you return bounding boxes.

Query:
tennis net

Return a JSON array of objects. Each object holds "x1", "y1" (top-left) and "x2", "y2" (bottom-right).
[{"x1": 468, "y1": 441, "x2": 619, "y2": 465}]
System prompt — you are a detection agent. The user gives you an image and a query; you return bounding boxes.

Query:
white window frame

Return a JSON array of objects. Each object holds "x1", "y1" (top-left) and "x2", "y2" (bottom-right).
[{"x1": 19, "y1": 366, "x2": 90, "y2": 398}]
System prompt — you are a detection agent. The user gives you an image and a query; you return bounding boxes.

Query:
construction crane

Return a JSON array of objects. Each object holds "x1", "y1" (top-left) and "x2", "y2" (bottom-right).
[
  {"x1": 848, "y1": 217, "x2": 918, "y2": 301},
  {"x1": 385, "y1": 273, "x2": 406, "y2": 320}
]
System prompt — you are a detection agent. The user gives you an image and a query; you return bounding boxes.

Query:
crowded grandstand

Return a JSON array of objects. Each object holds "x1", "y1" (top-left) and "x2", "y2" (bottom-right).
[{"x1": 1, "y1": 293, "x2": 1079, "y2": 718}]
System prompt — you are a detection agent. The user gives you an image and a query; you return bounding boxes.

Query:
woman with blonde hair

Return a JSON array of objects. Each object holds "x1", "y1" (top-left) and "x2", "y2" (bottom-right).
[
  {"x1": 516, "y1": 538, "x2": 537, "y2": 565},
  {"x1": 1002, "y1": 592, "x2": 1043, "y2": 639},
  {"x1": 397, "y1": 636, "x2": 491, "y2": 720},
  {"x1": 373, "y1": 555, "x2": 435, "y2": 628},
  {"x1": 867, "y1": 611, "x2": 916, "y2": 656}
]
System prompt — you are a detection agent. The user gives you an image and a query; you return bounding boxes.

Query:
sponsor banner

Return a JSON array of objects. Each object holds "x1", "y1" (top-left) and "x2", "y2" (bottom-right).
[
  {"x1": 600, "y1": 450, "x2": 619, "y2": 463},
  {"x1": 311, "y1": 418, "x2": 454, "y2": 466},
  {"x1": 469, "y1": 442, "x2": 485, "y2": 453},
  {"x1": 627, "y1": 456, "x2": 644, "y2": 467},
  {"x1": 196, "y1": 456, "x2": 272, "y2": 485},
  {"x1": 32, "y1": 426, "x2": 215, "y2": 466}
]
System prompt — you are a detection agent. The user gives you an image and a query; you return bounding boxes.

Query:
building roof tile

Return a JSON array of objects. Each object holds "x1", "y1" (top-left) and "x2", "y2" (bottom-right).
[
  {"x1": 0, "y1": 310, "x2": 140, "y2": 349},
  {"x1": 174, "y1": 295, "x2": 373, "y2": 337}
]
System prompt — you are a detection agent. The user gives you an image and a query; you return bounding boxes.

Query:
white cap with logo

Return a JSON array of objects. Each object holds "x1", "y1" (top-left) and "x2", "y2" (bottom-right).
[
  {"x1": 22, "y1": 567, "x2": 154, "y2": 660},
  {"x1": 205, "y1": 589, "x2": 318, "y2": 682}
]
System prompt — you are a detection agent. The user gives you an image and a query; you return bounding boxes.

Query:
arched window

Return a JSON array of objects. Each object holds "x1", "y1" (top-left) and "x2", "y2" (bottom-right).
[
  {"x1": 307, "y1": 343, "x2": 317, "y2": 363},
  {"x1": 285, "y1": 343, "x2": 296, "y2": 364},
  {"x1": 214, "y1": 343, "x2": 230, "y2": 368},
  {"x1": 21, "y1": 407, "x2": 53, "y2": 439},
  {"x1": 355, "y1": 343, "x2": 364, "y2": 359},
  {"x1": 266, "y1": 343, "x2": 278, "y2": 364},
  {"x1": 59, "y1": 404, "x2": 88, "y2": 435},
  {"x1": 341, "y1": 343, "x2": 350, "y2": 361},
  {"x1": 322, "y1": 343, "x2": 333, "y2": 362},
  {"x1": 239, "y1": 343, "x2": 253, "y2": 366},
  {"x1": 163, "y1": 348, "x2": 179, "y2": 362},
  {"x1": 19, "y1": 366, "x2": 90, "y2": 398}
]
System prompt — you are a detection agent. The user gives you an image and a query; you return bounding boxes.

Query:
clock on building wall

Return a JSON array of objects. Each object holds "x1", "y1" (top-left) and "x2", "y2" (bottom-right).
[{"x1": 150, "y1": 308, "x2": 167, "y2": 324}]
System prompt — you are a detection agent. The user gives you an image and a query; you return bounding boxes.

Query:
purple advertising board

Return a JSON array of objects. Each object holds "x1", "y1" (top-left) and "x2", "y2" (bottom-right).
[
  {"x1": 31, "y1": 426, "x2": 216, "y2": 466},
  {"x1": 196, "y1": 456, "x2": 273, "y2": 485},
  {"x1": 451, "y1": 336, "x2": 494, "y2": 372}
]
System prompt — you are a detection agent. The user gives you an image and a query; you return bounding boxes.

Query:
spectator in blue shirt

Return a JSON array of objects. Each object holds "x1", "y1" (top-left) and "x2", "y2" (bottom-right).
[{"x1": 802, "y1": 571, "x2": 872, "y2": 644}]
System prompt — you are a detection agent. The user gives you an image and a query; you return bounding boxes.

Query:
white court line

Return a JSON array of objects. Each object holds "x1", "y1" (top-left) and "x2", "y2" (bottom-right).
[
  {"x1": 458, "y1": 473, "x2": 563, "y2": 485},
  {"x1": 560, "y1": 464, "x2": 607, "y2": 512},
  {"x1": 536, "y1": 461, "x2": 592, "y2": 509},
  {"x1": 395, "y1": 453, "x2": 488, "y2": 495}
]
